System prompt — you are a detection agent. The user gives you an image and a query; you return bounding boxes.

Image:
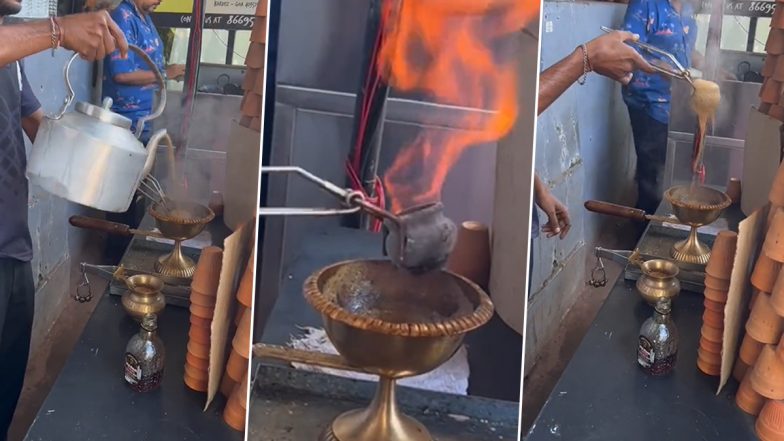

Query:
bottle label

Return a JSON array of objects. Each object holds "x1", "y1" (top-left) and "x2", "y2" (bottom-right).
[
  {"x1": 124, "y1": 353, "x2": 142, "y2": 385},
  {"x1": 637, "y1": 336, "x2": 655, "y2": 368}
]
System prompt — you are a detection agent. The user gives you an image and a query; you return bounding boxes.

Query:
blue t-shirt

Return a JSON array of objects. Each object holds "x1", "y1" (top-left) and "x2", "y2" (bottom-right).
[
  {"x1": 102, "y1": 0, "x2": 166, "y2": 139},
  {"x1": 621, "y1": 0, "x2": 698, "y2": 124},
  {"x1": 0, "y1": 61, "x2": 40, "y2": 261}
]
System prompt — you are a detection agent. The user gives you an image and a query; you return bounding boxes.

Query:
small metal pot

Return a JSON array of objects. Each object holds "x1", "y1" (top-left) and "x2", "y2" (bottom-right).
[
  {"x1": 636, "y1": 259, "x2": 681, "y2": 306},
  {"x1": 121, "y1": 274, "x2": 166, "y2": 321}
]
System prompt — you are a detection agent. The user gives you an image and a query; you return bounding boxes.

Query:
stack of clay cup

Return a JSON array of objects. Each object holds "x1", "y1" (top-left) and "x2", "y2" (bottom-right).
[
  {"x1": 184, "y1": 246, "x2": 223, "y2": 392},
  {"x1": 768, "y1": 162, "x2": 784, "y2": 233},
  {"x1": 223, "y1": 369, "x2": 249, "y2": 431},
  {"x1": 699, "y1": 231, "x2": 738, "y2": 376},
  {"x1": 222, "y1": 256, "x2": 253, "y2": 431}
]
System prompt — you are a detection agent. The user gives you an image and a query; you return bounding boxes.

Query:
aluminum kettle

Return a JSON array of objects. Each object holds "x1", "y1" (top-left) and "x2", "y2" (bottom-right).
[{"x1": 26, "y1": 45, "x2": 168, "y2": 213}]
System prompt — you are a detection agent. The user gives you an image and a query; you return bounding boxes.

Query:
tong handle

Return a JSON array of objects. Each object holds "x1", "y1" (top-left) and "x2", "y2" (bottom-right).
[
  {"x1": 584, "y1": 200, "x2": 649, "y2": 222},
  {"x1": 70, "y1": 216, "x2": 133, "y2": 236}
]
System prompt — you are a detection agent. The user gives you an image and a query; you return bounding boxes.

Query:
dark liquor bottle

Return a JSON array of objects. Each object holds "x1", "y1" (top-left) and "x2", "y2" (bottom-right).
[
  {"x1": 124, "y1": 314, "x2": 165, "y2": 392},
  {"x1": 637, "y1": 298, "x2": 678, "y2": 376}
]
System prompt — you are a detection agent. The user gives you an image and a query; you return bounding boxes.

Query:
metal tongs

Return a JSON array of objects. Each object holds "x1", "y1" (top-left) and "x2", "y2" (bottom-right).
[{"x1": 600, "y1": 26, "x2": 694, "y2": 87}]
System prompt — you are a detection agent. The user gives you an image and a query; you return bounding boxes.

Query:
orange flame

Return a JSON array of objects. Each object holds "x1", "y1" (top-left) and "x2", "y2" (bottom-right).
[{"x1": 379, "y1": 0, "x2": 538, "y2": 213}]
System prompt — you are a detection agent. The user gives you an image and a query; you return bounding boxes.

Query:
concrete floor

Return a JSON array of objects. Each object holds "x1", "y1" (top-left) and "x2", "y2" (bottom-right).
[
  {"x1": 520, "y1": 220, "x2": 638, "y2": 434},
  {"x1": 7, "y1": 242, "x2": 109, "y2": 441}
]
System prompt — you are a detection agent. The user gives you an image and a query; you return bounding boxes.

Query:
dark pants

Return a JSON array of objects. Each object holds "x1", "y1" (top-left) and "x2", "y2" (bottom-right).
[
  {"x1": 627, "y1": 106, "x2": 668, "y2": 216},
  {"x1": 105, "y1": 195, "x2": 146, "y2": 264},
  {"x1": 0, "y1": 259, "x2": 34, "y2": 441}
]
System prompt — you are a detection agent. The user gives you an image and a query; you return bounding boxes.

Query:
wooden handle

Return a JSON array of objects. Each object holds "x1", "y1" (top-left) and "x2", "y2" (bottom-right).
[
  {"x1": 68, "y1": 216, "x2": 132, "y2": 236},
  {"x1": 584, "y1": 200, "x2": 649, "y2": 222}
]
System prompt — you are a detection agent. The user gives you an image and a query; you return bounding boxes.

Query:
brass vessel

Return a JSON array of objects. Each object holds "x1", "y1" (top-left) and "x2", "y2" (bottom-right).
[
  {"x1": 118, "y1": 271, "x2": 166, "y2": 321},
  {"x1": 664, "y1": 185, "x2": 731, "y2": 265},
  {"x1": 635, "y1": 258, "x2": 681, "y2": 305},
  {"x1": 298, "y1": 259, "x2": 494, "y2": 441},
  {"x1": 149, "y1": 199, "x2": 214, "y2": 279}
]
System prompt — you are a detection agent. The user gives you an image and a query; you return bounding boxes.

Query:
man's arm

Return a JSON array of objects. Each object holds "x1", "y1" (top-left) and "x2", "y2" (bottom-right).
[
  {"x1": 537, "y1": 31, "x2": 655, "y2": 115},
  {"x1": 19, "y1": 65, "x2": 42, "y2": 142},
  {"x1": 0, "y1": 12, "x2": 127, "y2": 66}
]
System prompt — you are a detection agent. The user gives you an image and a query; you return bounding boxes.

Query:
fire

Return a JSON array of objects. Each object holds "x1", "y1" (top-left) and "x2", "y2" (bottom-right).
[{"x1": 379, "y1": 0, "x2": 538, "y2": 213}]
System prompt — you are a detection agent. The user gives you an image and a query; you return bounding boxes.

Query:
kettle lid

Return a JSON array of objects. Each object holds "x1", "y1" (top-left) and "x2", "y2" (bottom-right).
[{"x1": 75, "y1": 97, "x2": 132, "y2": 130}]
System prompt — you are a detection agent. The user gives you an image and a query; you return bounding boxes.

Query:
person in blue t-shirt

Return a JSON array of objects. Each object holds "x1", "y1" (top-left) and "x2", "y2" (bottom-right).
[
  {"x1": 621, "y1": 0, "x2": 730, "y2": 217},
  {"x1": 102, "y1": 0, "x2": 185, "y2": 262},
  {"x1": 103, "y1": 0, "x2": 185, "y2": 144}
]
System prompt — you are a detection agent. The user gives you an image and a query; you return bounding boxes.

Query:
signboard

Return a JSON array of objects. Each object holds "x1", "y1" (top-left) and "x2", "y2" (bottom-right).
[
  {"x1": 700, "y1": 0, "x2": 776, "y2": 17},
  {"x1": 153, "y1": 0, "x2": 259, "y2": 30}
]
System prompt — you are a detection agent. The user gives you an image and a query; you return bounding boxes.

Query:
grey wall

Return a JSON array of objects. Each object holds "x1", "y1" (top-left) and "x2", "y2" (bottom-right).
[
  {"x1": 24, "y1": 50, "x2": 96, "y2": 340},
  {"x1": 525, "y1": 1, "x2": 637, "y2": 374}
]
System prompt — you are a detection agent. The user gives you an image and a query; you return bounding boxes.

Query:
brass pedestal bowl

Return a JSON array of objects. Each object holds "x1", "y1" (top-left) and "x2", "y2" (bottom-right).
[
  {"x1": 664, "y1": 185, "x2": 731, "y2": 265},
  {"x1": 149, "y1": 199, "x2": 214, "y2": 279},
  {"x1": 304, "y1": 259, "x2": 494, "y2": 441}
]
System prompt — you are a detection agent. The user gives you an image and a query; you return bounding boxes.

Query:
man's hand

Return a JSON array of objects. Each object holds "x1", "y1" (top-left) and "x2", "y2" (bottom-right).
[
  {"x1": 585, "y1": 30, "x2": 655, "y2": 85},
  {"x1": 535, "y1": 184, "x2": 571, "y2": 240},
  {"x1": 166, "y1": 64, "x2": 186, "y2": 81},
  {"x1": 58, "y1": 11, "x2": 129, "y2": 61}
]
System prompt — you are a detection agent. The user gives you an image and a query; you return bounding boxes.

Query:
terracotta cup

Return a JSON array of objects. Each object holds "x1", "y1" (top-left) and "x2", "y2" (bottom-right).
[
  {"x1": 762, "y1": 79, "x2": 784, "y2": 104},
  {"x1": 766, "y1": 56, "x2": 781, "y2": 77},
  {"x1": 184, "y1": 362, "x2": 209, "y2": 382},
  {"x1": 726, "y1": 178, "x2": 742, "y2": 204},
  {"x1": 703, "y1": 287, "x2": 729, "y2": 303},
  {"x1": 189, "y1": 326, "x2": 211, "y2": 345},
  {"x1": 772, "y1": 164, "x2": 784, "y2": 206},
  {"x1": 698, "y1": 348, "x2": 722, "y2": 366},
  {"x1": 230, "y1": 370, "x2": 249, "y2": 412},
  {"x1": 186, "y1": 351, "x2": 209, "y2": 370},
  {"x1": 222, "y1": 394, "x2": 246, "y2": 431},
  {"x1": 771, "y1": 271, "x2": 784, "y2": 316},
  {"x1": 704, "y1": 274, "x2": 731, "y2": 291},
  {"x1": 232, "y1": 308, "x2": 251, "y2": 359},
  {"x1": 226, "y1": 348, "x2": 248, "y2": 382},
  {"x1": 190, "y1": 290, "x2": 217, "y2": 308},
  {"x1": 190, "y1": 314, "x2": 212, "y2": 329},
  {"x1": 764, "y1": 209, "x2": 784, "y2": 263},
  {"x1": 184, "y1": 370, "x2": 208, "y2": 392},
  {"x1": 747, "y1": 293, "x2": 784, "y2": 344},
  {"x1": 702, "y1": 308, "x2": 724, "y2": 329},
  {"x1": 234, "y1": 306, "x2": 245, "y2": 327},
  {"x1": 741, "y1": 333, "x2": 766, "y2": 365},
  {"x1": 236, "y1": 256, "x2": 254, "y2": 309},
  {"x1": 734, "y1": 359, "x2": 750, "y2": 383},
  {"x1": 751, "y1": 345, "x2": 784, "y2": 399},
  {"x1": 446, "y1": 221, "x2": 492, "y2": 289},
  {"x1": 190, "y1": 303, "x2": 215, "y2": 320},
  {"x1": 752, "y1": 290, "x2": 763, "y2": 312},
  {"x1": 754, "y1": 254, "x2": 783, "y2": 293},
  {"x1": 191, "y1": 246, "x2": 223, "y2": 295},
  {"x1": 777, "y1": 335, "x2": 784, "y2": 365},
  {"x1": 704, "y1": 298, "x2": 725, "y2": 313},
  {"x1": 738, "y1": 372, "x2": 767, "y2": 416},
  {"x1": 701, "y1": 324, "x2": 724, "y2": 343},
  {"x1": 769, "y1": 29, "x2": 784, "y2": 56},
  {"x1": 697, "y1": 352, "x2": 721, "y2": 376},
  {"x1": 242, "y1": 68, "x2": 257, "y2": 91},
  {"x1": 246, "y1": 42, "x2": 265, "y2": 69},
  {"x1": 700, "y1": 337, "x2": 723, "y2": 354},
  {"x1": 705, "y1": 231, "x2": 738, "y2": 278},
  {"x1": 221, "y1": 372, "x2": 238, "y2": 399},
  {"x1": 187, "y1": 340, "x2": 210, "y2": 359},
  {"x1": 757, "y1": 400, "x2": 784, "y2": 440}
]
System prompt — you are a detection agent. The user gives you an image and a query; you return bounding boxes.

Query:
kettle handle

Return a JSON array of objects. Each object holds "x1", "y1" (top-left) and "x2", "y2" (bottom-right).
[
  {"x1": 52, "y1": 45, "x2": 167, "y2": 130},
  {"x1": 50, "y1": 52, "x2": 80, "y2": 120},
  {"x1": 131, "y1": 45, "x2": 167, "y2": 139}
]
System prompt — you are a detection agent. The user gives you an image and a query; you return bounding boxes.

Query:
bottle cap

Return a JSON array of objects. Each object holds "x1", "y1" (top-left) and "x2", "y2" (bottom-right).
[
  {"x1": 654, "y1": 298, "x2": 672, "y2": 315},
  {"x1": 141, "y1": 313, "x2": 158, "y2": 332}
]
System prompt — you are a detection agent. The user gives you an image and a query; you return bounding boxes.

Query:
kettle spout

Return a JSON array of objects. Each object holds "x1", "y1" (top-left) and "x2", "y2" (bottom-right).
[{"x1": 142, "y1": 129, "x2": 170, "y2": 178}]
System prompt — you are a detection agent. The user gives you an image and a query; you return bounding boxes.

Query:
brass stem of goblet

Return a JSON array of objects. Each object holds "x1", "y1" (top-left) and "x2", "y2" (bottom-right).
[
  {"x1": 328, "y1": 376, "x2": 431, "y2": 441},
  {"x1": 671, "y1": 226, "x2": 711, "y2": 265},
  {"x1": 154, "y1": 239, "x2": 196, "y2": 278}
]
